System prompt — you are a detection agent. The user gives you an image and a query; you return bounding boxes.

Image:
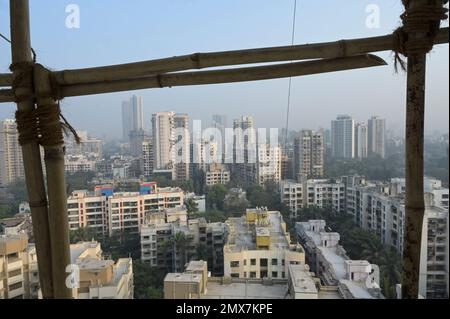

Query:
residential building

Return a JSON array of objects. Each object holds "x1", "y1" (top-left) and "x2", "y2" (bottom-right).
[
  {"x1": 343, "y1": 176, "x2": 449, "y2": 298},
  {"x1": 232, "y1": 116, "x2": 257, "y2": 186},
  {"x1": 205, "y1": 164, "x2": 230, "y2": 186},
  {"x1": 164, "y1": 260, "x2": 334, "y2": 299},
  {"x1": 65, "y1": 155, "x2": 97, "y2": 173},
  {"x1": 141, "y1": 139, "x2": 154, "y2": 177},
  {"x1": 192, "y1": 139, "x2": 220, "y2": 172},
  {"x1": 185, "y1": 193, "x2": 206, "y2": 212},
  {"x1": 0, "y1": 234, "x2": 34, "y2": 299},
  {"x1": 296, "y1": 220, "x2": 384, "y2": 299},
  {"x1": 368, "y1": 116, "x2": 386, "y2": 159},
  {"x1": 141, "y1": 218, "x2": 226, "y2": 276},
  {"x1": 152, "y1": 112, "x2": 190, "y2": 182},
  {"x1": 331, "y1": 115, "x2": 355, "y2": 159},
  {"x1": 67, "y1": 183, "x2": 184, "y2": 236},
  {"x1": 68, "y1": 241, "x2": 134, "y2": 299},
  {"x1": 280, "y1": 153, "x2": 293, "y2": 180},
  {"x1": 280, "y1": 179, "x2": 346, "y2": 219},
  {"x1": 354, "y1": 123, "x2": 368, "y2": 159},
  {"x1": 256, "y1": 144, "x2": 281, "y2": 186},
  {"x1": 0, "y1": 213, "x2": 33, "y2": 239},
  {"x1": 293, "y1": 130, "x2": 324, "y2": 180},
  {"x1": 223, "y1": 208, "x2": 305, "y2": 280},
  {"x1": 65, "y1": 131, "x2": 103, "y2": 159},
  {"x1": 0, "y1": 119, "x2": 24, "y2": 186}
]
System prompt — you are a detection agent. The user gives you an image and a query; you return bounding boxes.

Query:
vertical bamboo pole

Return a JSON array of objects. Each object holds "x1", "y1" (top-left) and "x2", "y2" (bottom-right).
[
  {"x1": 9, "y1": 0, "x2": 54, "y2": 298},
  {"x1": 34, "y1": 64, "x2": 73, "y2": 299},
  {"x1": 402, "y1": 0, "x2": 428, "y2": 299}
]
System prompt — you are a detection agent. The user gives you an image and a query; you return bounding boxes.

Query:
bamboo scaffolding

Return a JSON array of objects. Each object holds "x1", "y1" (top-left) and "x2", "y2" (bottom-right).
[
  {"x1": 1, "y1": 54, "x2": 386, "y2": 102},
  {"x1": 402, "y1": 0, "x2": 437, "y2": 299},
  {"x1": 51, "y1": 27, "x2": 448, "y2": 86},
  {"x1": 0, "y1": 73, "x2": 13, "y2": 87},
  {"x1": 60, "y1": 54, "x2": 386, "y2": 98},
  {"x1": 9, "y1": 0, "x2": 54, "y2": 298},
  {"x1": 34, "y1": 64, "x2": 73, "y2": 299}
]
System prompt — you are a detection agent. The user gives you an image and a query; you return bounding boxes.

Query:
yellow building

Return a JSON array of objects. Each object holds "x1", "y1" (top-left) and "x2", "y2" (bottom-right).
[{"x1": 224, "y1": 208, "x2": 305, "y2": 280}]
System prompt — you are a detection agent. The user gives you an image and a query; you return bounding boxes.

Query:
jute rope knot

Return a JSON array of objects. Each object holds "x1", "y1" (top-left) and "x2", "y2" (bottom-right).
[
  {"x1": 393, "y1": 0, "x2": 449, "y2": 72},
  {"x1": 11, "y1": 62, "x2": 80, "y2": 147}
]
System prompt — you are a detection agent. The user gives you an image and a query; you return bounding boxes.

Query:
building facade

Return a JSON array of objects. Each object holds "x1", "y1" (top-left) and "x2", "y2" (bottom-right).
[
  {"x1": 293, "y1": 130, "x2": 324, "y2": 180},
  {"x1": 223, "y1": 208, "x2": 305, "y2": 280},
  {"x1": 331, "y1": 115, "x2": 355, "y2": 159},
  {"x1": 280, "y1": 179, "x2": 346, "y2": 219},
  {"x1": 368, "y1": 116, "x2": 386, "y2": 159},
  {"x1": 0, "y1": 120, "x2": 25, "y2": 187},
  {"x1": 67, "y1": 183, "x2": 184, "y2": 236},
  {"x1": 256, "y1": 144, "x2": 281, "y2": 186}
]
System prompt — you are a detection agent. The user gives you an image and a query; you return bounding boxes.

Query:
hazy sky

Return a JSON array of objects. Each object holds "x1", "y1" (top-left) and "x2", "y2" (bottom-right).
[{"x1": 0, "y1": 0, "x2": 448, "y2": 140}]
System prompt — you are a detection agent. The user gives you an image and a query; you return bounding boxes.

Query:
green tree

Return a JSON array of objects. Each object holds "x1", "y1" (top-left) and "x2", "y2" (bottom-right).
[
  {"x1": 133, "y1": 260, "x2": 165, "y2": 299},
  {"x1": 206, "y1": 184, "x2": 228, "y2": 210},
  {"x1": 185, "y1": 198, "x2": 199, "y2": 214},
  {"x1": 69, "y1": 227, "x2": 98, "y2": 244}
]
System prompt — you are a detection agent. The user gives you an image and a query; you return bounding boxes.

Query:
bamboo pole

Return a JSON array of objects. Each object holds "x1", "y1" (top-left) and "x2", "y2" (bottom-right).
[
  {"x1": 52, "y1": 27, "x2": 448, "y2": 86},
  {"x1": 34, "y1": 64, "x2": 73, "y2": 299},
  {"x1": 61, "y1": 54, "x2": 386, "y2": 98},
  {"x1": 9, "y1": 0, "x2": 54, "y2": 298},
  {"x1": 0, "y1": 73, "x2": 13, "y2": 87},
  {"x1": 402, "y1": 0, "x2": 433, "y2": 299}
]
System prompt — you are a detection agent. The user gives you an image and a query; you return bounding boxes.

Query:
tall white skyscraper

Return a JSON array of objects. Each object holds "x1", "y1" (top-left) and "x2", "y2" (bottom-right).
[
  {"x1": 122, "y1": 95, "x2": 144, "y2": 142},
  {"x1": 152, "y1": 112, "x2": 190, "y2": 182},
  {"x1": 354, "y1": 123, "x2": 368, "y2": 159},
  {"x1": 0, "y1": 120, "x2": 24, "y2": 186},
  {"x1": 331, "y1": 115, "x2": 355, "y2": 159},
  {"x1": 368, "y1": 116, "x2": 386, "y2": 159}
]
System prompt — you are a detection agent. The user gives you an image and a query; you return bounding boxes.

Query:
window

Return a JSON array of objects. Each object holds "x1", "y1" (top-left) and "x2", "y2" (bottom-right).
[
  {"x1": 271, "y1": 258, "x2": 277, "y2": 266},
  {"x1": 230, "y1": 261, "x2": 239, "y2": 268},
  {"x1": 250, "y1": 272, "x2": 257, "y2": 278},
  {"x1": 272, "y1": 271, "x2": 278, "y2": 278},
  {"x1": 231, "y1": 273, "x2": 239, "y2": 278},
  {"x1": 8, "y1": 269, "x2": 22, "y2": 277},
  {"x1": 260, "y1": 258, "x2": 268, "y2": 267},
  {"x1": 243, "y1": 260, "x2": 247, "y2": 266},
  {"x1": 281, "y1": 259, "x2": 285, "y2": 266},
  {"x1": 250, "y1": 259, "x2": 256, "y2": 266},
  {"x1": 9, "y1": 282, "x2": 23, "y2": 291}
]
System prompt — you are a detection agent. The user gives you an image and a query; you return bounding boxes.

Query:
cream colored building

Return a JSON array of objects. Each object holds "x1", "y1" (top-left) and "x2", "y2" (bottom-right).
[
  {"x1": 296, "y1": 220, "x2": 384, "y2": 299},
  {"x1": 0, "y1": 234, "x2": 34, "y2": 299},
  {"x1": 68, "y1": 241, "x2": 133, "y2": 299},
  {"x1": 223, "y1": 208, "x2": 305, "y2": 280},
  {"x1": 67, "y1": 184, "x2": 184, "y2": 236},
  {"x1": 280, "y1": 179, "x2": 346, "y2": 219},
  {"x1": 256, "y1": 145, "x2": 281, "y2": 186},
  {"x1": 164, "y1": 260, "x2": 345, "y2": 299},
  {"x1": 205, "y1": 164, "x2": 230, "y2": 186}
]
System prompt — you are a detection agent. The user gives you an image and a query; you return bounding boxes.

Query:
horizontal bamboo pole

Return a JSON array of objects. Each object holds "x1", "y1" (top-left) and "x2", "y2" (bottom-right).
[
  {"x1": 61, "y1": 54, "x2": 386, "y2": 98},
  {"x1": 52, "y1": 27, "x2": 448, "y2": 86},
  {"x1": 0, "y1": 73, "x2": 13, "y2": 87}
]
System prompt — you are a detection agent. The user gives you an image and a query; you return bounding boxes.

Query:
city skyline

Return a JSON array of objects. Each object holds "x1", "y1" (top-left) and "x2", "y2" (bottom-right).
[{"x1": 0, "y1": 1, "x2": 448, "y2": 138}]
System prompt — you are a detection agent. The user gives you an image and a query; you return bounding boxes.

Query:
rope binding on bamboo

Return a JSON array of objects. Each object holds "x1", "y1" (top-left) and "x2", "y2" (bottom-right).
[
  {"x1": 11, "y1": 62, "x2": 81, "y2": 146},
  {"x1": 393, "y1": 0, "x2": 448, "y2": 72}
]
